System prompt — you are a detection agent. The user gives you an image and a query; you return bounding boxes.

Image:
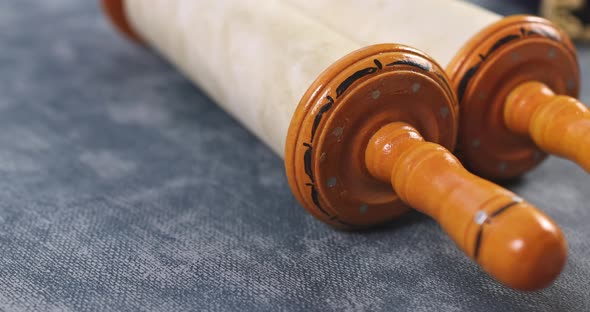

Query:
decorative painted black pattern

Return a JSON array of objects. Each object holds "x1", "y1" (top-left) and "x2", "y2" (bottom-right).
[
  {"x1": 310, "y1": 96, "x2": 334, "y2": 144},
  {"x1": 303, "y1": 143, "x2": 314, "y2": 183},
  {"x1": 305, "y1": 183, "x2": 331, "y2": 217},
  {"x1": 336, "y1": 60, "x2": 382, "y2": 98},
  {"x1": 301, "y1": 58, "x2": 431, "y2": 223},
  {"x1": 386, "y1": 59, "x2": 430, "y2": 72},
  {"x1": 473, "y1": 201, "x2": 521, "y2": 259},
  {"x1": 457, "y1": 27, "x2": 563, "y2": 103}
]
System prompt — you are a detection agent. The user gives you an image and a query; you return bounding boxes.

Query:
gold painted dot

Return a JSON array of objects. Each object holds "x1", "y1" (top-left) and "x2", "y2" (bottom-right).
[
  {"x1": 440, "y1": 107, "x2": 449, "y2": 119},
  {"x1": 372, "y1": 90, "x2": 381, "y2": 100},
  {"x1": 327, "y1": 177, "x2": 337, "y2": 188},
  {"x1": 411, "y1": 83, "x2": 421, "y2": 93},
  {"x1": 472, "y1": 139, "x2": 481, "y2": 148}
]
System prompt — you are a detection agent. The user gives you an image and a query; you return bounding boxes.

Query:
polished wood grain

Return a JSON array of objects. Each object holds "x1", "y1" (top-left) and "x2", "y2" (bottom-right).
[
  {"x1": 448, "y1": 15, "x2": 583, "y2": 180},
  {"x1": 366, "y1": 122, "x2": 566, "y2": 290},
  {"x1": 505, "y1": 81, "x2": 590, "y2": 173},
  {"x1": 285, "y1": 44, "x2": 459, "y2": 229},
  {"x1": 286, "y1": 44, "x2": 567, "y2": 290},
  {"x1": 101, "y1": 1, "x2": 568, "y2": 291}
]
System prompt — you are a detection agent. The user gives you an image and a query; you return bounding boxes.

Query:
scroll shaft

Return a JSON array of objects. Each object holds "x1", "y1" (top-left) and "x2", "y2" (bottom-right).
[
  {"x1": 505, "y1": 81, "x2": 590, "y2": 173},
  {"x1": 365, "y1": 122, "x2": 566, "y2": 290}
]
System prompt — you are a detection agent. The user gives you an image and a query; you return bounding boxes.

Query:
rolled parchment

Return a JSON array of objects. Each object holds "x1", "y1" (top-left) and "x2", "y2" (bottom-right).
[
  {"x1": 102, "y1": 0, "x2": 567, "y2": 290},
  {"x1": 285, "y1": 0, "x2": 588, "y2": 180},
  {"x1": 125, "y1": 0, "x2": 360, "y2": 156},
  {"x1": 286, "y1": 0, "x2": 501, "y2": 66}
]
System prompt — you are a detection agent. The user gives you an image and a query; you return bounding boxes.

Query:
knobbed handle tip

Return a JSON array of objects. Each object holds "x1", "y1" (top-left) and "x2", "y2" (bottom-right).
[
  {"x1": 476, "y1": 202, "x2": 566, "y2": 291},
  {"x1": 365, "y1": 122, "x2": 567, "y2": 290}
]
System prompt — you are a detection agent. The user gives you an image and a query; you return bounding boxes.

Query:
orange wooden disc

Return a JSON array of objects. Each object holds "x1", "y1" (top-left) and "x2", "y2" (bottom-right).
[
  {"x1": 447, "y1": 16, "x2": 579, "y2": 180},
  {"x1": 285, "y1": 44, "x2": 458, "y2": 229},
  {"x1": 100, "y1": 0, "x2": 144, "y2": 43}
]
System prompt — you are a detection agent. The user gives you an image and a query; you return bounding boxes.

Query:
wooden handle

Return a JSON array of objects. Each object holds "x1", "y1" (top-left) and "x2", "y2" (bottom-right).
[
  {"x1": 365, "y1": 122, "x2": 567, "y2": 290},
  {"x1": 505, "y1": 81, "x2": 590, "y2": 173}
]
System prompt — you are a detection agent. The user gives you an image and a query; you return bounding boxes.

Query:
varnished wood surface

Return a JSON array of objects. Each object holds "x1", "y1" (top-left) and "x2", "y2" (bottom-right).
[
  {"x1": 101, "y1": 0, "x2": 570, "y2": 291},
  {"x1": 0, "y1": 1, "x2": 589, "y2": 311},
  {"x1": 285, "y1": 44, "x2": 457, "y2": 229},
  {"x1": 505, "y1": 81, "x2": 590, "y2": 174},
  {"x1": 365, "y1": 122, "x2": 566, "y2": 290},
  {"x1": 448, "y1": 15, "x2": 582, "y2": 180}
]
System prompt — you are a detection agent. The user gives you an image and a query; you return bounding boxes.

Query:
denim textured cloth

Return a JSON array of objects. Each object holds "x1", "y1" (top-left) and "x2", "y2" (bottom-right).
[{"x1": 0, "y1": 1, "x2": 589, "y2": 311}]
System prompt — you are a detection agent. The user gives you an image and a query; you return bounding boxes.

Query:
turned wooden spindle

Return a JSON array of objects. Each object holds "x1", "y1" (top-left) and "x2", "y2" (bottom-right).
[
  {"x1": 277, "y1": 2, "x2": 588, "y2": 180},
  {"x1": 505, "y1": 82, "x2": 590, "y2": 173},
  {"x1": 447, "y1": 15, "x2": 587, "y2": 179},
  {"x1": 283, "y1": 45, "x2": 567, "y2": 291},
  {"x1": 365, "y1": 122, "x2": 566, "y2": 290},
  {"x1": 102, "y1": 0, "x2": 568, "y2": 290}
]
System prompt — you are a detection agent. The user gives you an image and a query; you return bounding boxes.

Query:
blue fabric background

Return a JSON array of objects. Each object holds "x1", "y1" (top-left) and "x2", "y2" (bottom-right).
[{"x1": 0, "y1": 1, "x2": 588, "y2": 311}]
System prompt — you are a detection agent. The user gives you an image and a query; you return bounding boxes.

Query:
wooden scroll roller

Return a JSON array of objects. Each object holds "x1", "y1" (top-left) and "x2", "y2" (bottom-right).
[
  {"x1": 101, "y1": 0, "x2": 566, "y2": 290},
  {"x1": 285, "y1": 0, "x2": 589, "y2": 180}
]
